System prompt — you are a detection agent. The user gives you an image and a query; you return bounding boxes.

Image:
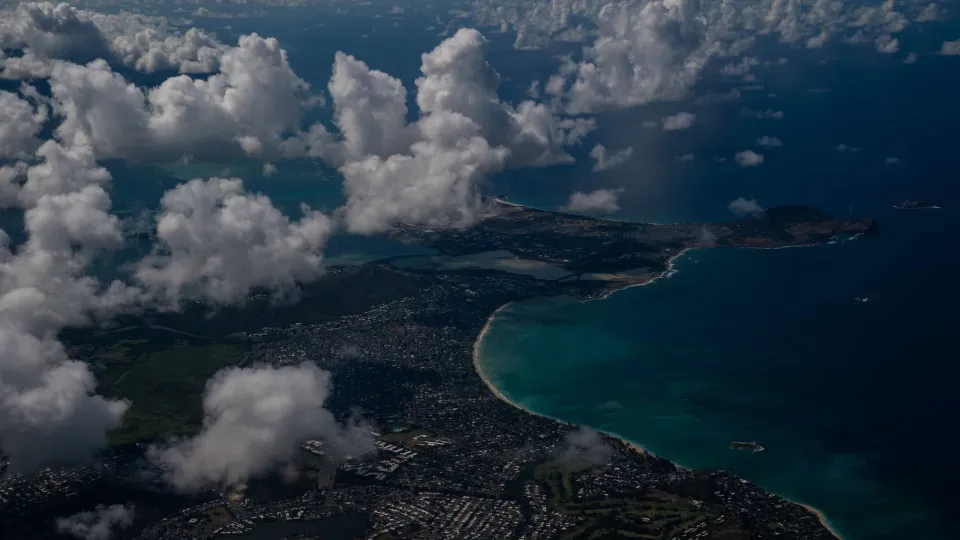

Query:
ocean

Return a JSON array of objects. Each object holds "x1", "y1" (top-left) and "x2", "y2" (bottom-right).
[
  {"x1": 474, "y1": 18, "x2": 960, "y2": 540},
  {"x1": 94, "y1": 8, "x2": 960, "y2": 539},
  {"x1": 477, "y1": 202, "x2": 960, "y2": 540}
]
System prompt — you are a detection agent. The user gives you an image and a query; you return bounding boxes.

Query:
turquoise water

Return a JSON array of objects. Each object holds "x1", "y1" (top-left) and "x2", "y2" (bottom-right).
[{"x1": 477, "y1": 208, "x2": 960, "y2": 540}]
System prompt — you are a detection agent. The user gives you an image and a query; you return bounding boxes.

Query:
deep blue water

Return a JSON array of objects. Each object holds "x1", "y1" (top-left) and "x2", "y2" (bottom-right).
[
  {"x1": 479, "y1": 204, "x2": 960, "y2": 539},
  {"x1": 106, "y1": 18, "x2": 959, "y2": 539},
  {"x1": 5, "y1": 7, "x2": 954, "y2": 537},
  {"x1": 153, "y1": 16, "x2": 960, "y2": 538},
  {"x1": 472, "y1": 18, "x2": 960, "y2": 540}
]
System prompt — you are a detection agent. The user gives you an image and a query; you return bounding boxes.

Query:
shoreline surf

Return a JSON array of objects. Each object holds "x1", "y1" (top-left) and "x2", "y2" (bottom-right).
[{"x1": 470, "y1": 259, "x2": 844, "y2": 540}]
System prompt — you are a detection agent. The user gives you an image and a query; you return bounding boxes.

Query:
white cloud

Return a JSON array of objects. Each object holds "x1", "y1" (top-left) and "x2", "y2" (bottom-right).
[
  {"x1": 916, "y1": 4, "x2": 941, "y2": 23},
  {"x1": 262, "y1": 163, "x2": 278, "y2": 177},
  {"x1": 662, "y1": 112, "x2": 696, "y2": 131},
  {"x1": 477, "y1": 0, "x2": 937, "y2": 115},
  {"x1": 340, "y1": 113, "x2": 508, "y2": 234},
  {"x1": 742, "y1": 108, "x2": 784, "y2": 120},
  {"x1": 884, "y1": 156, "x2": 903, "y2": 165},
  {"x1": 0, "y1": 3, "x2": 226, "y2": 78},
  {"x1": 56, "y1": 504, "x2": 135, "y2": 540},
  {"x1": 557, "y1": 1, "x2": 721, "y2": 114},
  {"x1": 676, "y1": 153, "x2": 695, "y2": 162},
  {"x1": 149, "y1": 362, "x2": 374, "y2": 491},
  {"x1": 556, "y1": 427, "x2": 612, "y2": 466},
  {"x1": 727, "y1": 196, "x2": 764, "y2": 216},
  {"x1": 755, "y1": 136, "x2": 782, "y2": 148},
  {"x1": 833, "y1": 144, "x2": 860, "y2": 152},
  {"x1": 0, "y1": 327, "x2": 129, "y2": 472},
  {"x1": 0, "y1": 183, "x2": 134, "y2": 470},
  {"x1": 721, "y1": 56, "x2": 759, "y2": 76},
  {"x1": 49, "y1": 34, "x2": 316, "y2": 162},
  {"x1": 875, "y1": 35, "x2": 899, "y2": 54},
  {"x1": 333, "y1": 28, "x2": 593, "y2": 234},
  {"x1": 3, "y1": 184, "x2": 132, "y2": 335},
  {"x1": 329, "y1": 51, "x2": 411, "y2": 160},
  {"x1": 735, "y1": 150, "x2": 765, "y2": 167},
  {"x1": 413, "y1": 28, "x2": 588, "y2": 167},
  {"x1": 0, "y1": 89, "x2": 47, "y2": 159},
  {"x1": 562, "y1": 188, "x2": 622, "y2": 214},
  {"x1": 1, "y1": 141, "x2": 112, "y2": 209},
  {"x1": 134, "y1": 177, "x2": 332, "y2": 307},
  {"x1": 589, "y1": 144, "x2": 633, "y2": 172},
  {"x1": 941, "y1": 40, "x2": 960, "y2": 56}
]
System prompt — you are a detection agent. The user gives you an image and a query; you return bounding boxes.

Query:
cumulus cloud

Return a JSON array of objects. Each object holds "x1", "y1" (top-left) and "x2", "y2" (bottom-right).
[
  {"x1": 916, "y1": 4, "x2": 942, "y2": 23},
  {"x1": 727, "y1": 196, "x2": 764, "y2": 216},
  {"x1": 833, "y1": 143, "x2": 860, "y2": 152},
  {"x1": 477, "y1": 0, "x2": 937, "y2": 114},
  {"x1": 413, "y1": 28, "x2": 590, "y2": 167},
  {"x1": 662, "y1": 112, "x2": 696, "y2": 131},
  {"x1": 0, "y1": 327, "x2": 129, "y2": 471},
  {"x1": 721, "y1": 56, "x2": 759, "y2": 76},
  {"x1": 333, "y1": 28, "x2": 592, "y2": 233},
  {"x1": 556, "y1": 1, "x2": 720, "y2": 114},
  {"x1": 329, "y1": 52, "x2": 411, "y2": 160},
  {"x1": 875, "y1": 35, "x2": 899, "y2": 54},
  {"x1": 339, "y1": 119, "x2": 508, "y2": 234},
  {"x1": 562, "y1": 188, "x2": 622, "y2": 214},
  {"x1": 0, "y1": 89, "x2": 47, "y2": 159},
  {"x1": 589, "y1": 144, "x2": 633, "y2": 171},
  {"x1": 556, "y1": 427, "x2": 612, "y2": 466},
  {"x1": 134, "y1": 177, "x2": 332, "y2": 307},
  {"x1": 56, "y1": 504, "x2": 135, "y2": 540},
  {"x1": 742, "y1": 108, "x2": 784, "y2": 120},
  {"x1": 755, "y1": 136, "x2": 782, "y2": 148},
  {"x1": 0, "y1": 182, "x2": 135, "y2": 470},
  {"x1": 49, "y1": 33, "x2": 315, "y2": 162},
  {"x1": 0, "y1": 2, "x2": 225, "y2": 78},
  {"x1": 697, "y1": 226, "x2": 717, "y2": 246},
  {"x1": 0, "y1": 2, "x2": 112, "y2": 65},
  {"x1": 149, "y1": 362, "x2": 374, "y2": 491},
  {"x1": 2, "y1": 184, "x2": 133, "y2": 336},
  {"x1": 0, "y1": 141, "x2": 111, "y2": 209},
  {"x1": 941, "y1": 40, "x2": 960, "y2": 56},
  {"x1": 735, "y1": 150, "x2": 764, "y2": 167}
]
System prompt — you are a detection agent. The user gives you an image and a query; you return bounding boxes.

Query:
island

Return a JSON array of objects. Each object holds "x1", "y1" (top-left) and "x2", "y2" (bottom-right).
[
  {"x1": 729, "y1": 441, "x2": 766, "y2": 453},
  {"x1": 894, "y1": 200, "x2": 941, "y2": 210},
  {"x1": 3, "y1": 201, "x2": 870, "y2": 540}
]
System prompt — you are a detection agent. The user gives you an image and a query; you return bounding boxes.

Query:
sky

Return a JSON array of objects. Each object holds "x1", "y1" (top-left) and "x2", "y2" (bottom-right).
[{"x1": 0, "y1": 0, "x2": 957, "y2": 499}]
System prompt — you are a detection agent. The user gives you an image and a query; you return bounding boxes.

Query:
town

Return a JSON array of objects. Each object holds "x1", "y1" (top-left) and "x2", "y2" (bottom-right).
[{"x1": 1, "y1": 203, "x2": 864, "y2": 539}]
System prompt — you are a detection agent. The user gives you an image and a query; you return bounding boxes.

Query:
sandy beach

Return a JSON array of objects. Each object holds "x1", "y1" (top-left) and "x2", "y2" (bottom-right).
[
  {"x1": 473, "y1": 198, "x2": 842, "y2": 539},
  {"x1": 799, "y1": 503, "x2": 845, "y2": 540},
  {"x1": 470, "y1": 276, "x2": 842, "y2": 540},
  {"x1": 472, "y1": 303, "x2": 657, "y2": 454}
]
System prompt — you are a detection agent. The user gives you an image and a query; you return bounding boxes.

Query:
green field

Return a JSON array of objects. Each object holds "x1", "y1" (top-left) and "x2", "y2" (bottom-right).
[
  {"x1": 534, "y1": 463, "x2": 709, "y2": 540},
  {"x1": 93, "y1": 339, "x2": 248, "y2": 445}
]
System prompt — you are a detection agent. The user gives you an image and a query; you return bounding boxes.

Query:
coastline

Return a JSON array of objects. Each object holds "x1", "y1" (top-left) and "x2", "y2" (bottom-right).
[
  {"x1": 800, "y1": 503, "x2": 845, "y2": 540},
  {"x1": 470, "y1": 270, "x2": 843, "y2": 540},
  {"x1": 471, "y1": 302, "x2": 652, "y2": 456},
  {"x1": 586, "y1": 246, "x2": 693, "y2": 302}
]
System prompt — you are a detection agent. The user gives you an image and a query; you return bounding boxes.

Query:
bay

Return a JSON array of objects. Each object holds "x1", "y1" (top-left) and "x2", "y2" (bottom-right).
[{"x1": 478, "y1": 206, "x2": 960, "y2": 540}]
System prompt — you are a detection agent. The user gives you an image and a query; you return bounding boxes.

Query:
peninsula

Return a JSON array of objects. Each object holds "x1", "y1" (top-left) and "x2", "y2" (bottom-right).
[{"x1": 3, "y1": 201, "x2": 871, "y2": 540}]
